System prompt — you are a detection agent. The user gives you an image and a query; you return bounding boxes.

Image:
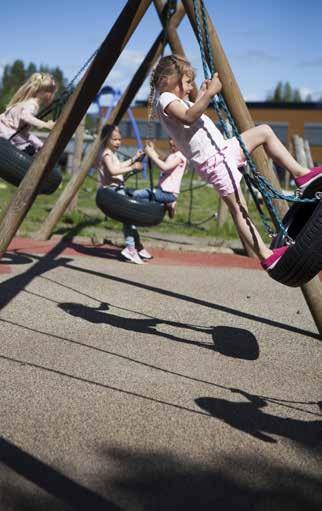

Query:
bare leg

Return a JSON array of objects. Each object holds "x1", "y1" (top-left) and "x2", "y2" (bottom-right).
[
  {"x1": 222, "y1": 188, "x2": 272, "y2": 260},
  {"x1": 240, "y1": 125, "x2": 309, "y2": 178}
]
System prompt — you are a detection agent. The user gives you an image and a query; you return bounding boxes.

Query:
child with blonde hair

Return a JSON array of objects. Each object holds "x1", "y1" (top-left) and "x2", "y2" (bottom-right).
[
  {"x1": 98, "y1": 123, "x2": 153, "y2": 264},
  {"x1": 0, "y1": 72, "x2": 57, "y2": 155},
  {"x1": 150, "y1": 54, "x2": 322, "y2": 272}
]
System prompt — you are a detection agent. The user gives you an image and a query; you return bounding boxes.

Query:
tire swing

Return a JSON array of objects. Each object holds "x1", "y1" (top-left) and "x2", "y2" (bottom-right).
[
  {"x1": 269, "y1": 177, "x2": 322, "y2": 287},
  {"x1": 96, "y1": 186, "x2": 165, "y2": 227},
  {"x1": 0, "y1": 138, "x2": 62, "y2": 195}
]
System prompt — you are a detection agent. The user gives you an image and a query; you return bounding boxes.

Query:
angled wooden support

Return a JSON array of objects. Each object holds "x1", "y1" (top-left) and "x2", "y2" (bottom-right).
[
  {"x1": 182, "y1": 0, "x2": 322, "y2": 336},
  {"x1": 0, "y1": 0, "x2": 152, "y2": 254},
  {"x1": 35, "y1": 3, "x2": 186, "y2": 241},
  {"x1": 153, "y1": 0, "x2": 198, "y2": 100},
  {"x1": 182, "y1": 0, "x2": 288, "y2": 222}
]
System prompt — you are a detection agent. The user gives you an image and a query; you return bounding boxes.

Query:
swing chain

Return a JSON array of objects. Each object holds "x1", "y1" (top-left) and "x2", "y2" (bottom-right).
[{"x1": 192, "y1": 0, "x2": 317, "y2": 244}]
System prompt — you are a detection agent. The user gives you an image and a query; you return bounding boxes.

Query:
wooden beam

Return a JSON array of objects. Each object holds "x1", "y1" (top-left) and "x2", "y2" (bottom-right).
[
  {"x1": 182, "y1": 0, "x2": 288, "y2": 222},
  {"x1": 35, "y1": 3, "x2": 186, "y2": 241},
  {"x1": 182, "y1": 0, "x2": 322, "y2": 337},
  {"x1": 153, "y1": 0, "x2": 198, "y2": 100},
  {"x1": 0, "y1": 0, "x2": 153, "y2": 254}
]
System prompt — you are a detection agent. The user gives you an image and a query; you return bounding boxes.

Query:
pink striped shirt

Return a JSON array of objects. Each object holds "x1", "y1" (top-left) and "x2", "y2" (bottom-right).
[{"x1": 158, "y1": 151, "x2": 187, "y2": 195}]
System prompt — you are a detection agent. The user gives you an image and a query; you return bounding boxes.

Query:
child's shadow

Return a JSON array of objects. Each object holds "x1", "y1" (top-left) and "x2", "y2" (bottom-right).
[
  {"x1": 58, "y1": 302, "x2": 213, "y2": 349},
  {"x1": 196, "y1": 391, "x2": 322, "y2": 448},
  {"x1": 58, "y1": 302, "x2": 259, "y2": 358}
]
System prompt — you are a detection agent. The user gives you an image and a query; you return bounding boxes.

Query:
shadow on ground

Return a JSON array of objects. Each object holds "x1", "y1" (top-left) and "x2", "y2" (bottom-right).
[
  {"x1": 196, "y1": 392, "x2": 322, "y2": 447},
  {"x1": 58, "y1": 301, "x2": 259, "y2": 358},
  {"x1": 1, "y1": 438, "x2": 322, "y2": 510}
]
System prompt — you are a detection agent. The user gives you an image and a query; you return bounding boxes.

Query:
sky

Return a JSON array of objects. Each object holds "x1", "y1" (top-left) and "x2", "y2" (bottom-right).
[{"x1": 1, "y1": 0, "x2": 322, "y2": 108}]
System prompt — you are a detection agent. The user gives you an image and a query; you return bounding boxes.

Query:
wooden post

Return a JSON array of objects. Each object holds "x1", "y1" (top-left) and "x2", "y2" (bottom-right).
[
  {"x1": 34, "y1": 3, "x2": 186, "y2": 241},
  {"x1": 182, "y1": 0, "x2": 322, "y2": 337},
  {"x1": 0, "y1": 0, "x2": 153, "y2": 254},
  {"x1": 182, "y1": 0, "x2": 288, "y2": 221},
  {"x1": 68, "y1": 116, "x2": 86, "y2": 212},
  {"x1": 304, "y1": 139, "x2": 314, "y2": 168},
  {"x1": 153, "y1": 0, "x2": 198, "y2": 100},
  {"x1": 293, "y1": 135, "x2": 307, "y2": 167}
]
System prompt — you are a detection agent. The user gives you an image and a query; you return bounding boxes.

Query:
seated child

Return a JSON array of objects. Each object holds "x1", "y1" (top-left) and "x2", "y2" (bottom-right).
[
  {"x1": 0, "y1": 72, "x2": 56, "y2": 155},
  {"x1": 133, "y1": 138, "x2": 187, "y2": 218},
  {"x1": 98, "y1": 123, "x2": 153, "y2": 264}
]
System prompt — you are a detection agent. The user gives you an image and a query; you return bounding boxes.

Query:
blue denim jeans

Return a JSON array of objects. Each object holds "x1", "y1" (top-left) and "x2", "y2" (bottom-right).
[
  {"x1": 132, "y1": 187, "x2": 176, "y2": 204},
  {"x1": 109, "y1": 185, "x2": 142, "y2": 249}
]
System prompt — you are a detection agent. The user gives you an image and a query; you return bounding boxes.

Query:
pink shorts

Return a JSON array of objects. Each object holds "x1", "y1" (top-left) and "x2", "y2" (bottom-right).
[{"x1": 196, "y1": 137, "x2": 246, "y2": 197}]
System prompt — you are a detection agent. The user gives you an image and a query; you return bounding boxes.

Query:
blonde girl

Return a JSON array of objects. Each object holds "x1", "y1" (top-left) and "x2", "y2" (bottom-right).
[
  {"x1": 98, "y1": 123, "x2": 152, "y2": 264},
  {"x1": 149, "y1": 54, "x2": 322, "y2": 272},
  {"x1": 0, "y1": 72, "x2": 57, "y2": 154}
]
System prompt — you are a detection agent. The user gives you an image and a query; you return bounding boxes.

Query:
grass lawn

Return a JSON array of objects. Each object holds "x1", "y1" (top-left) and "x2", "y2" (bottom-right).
[{"x1": 0, "y1": 167, "x2": 274, "y2": 244}]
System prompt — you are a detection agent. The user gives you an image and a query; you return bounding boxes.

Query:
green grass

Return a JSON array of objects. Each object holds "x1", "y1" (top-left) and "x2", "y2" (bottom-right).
[{"x1": 0, "y1": 168, "x2": 272, "y2": 243}]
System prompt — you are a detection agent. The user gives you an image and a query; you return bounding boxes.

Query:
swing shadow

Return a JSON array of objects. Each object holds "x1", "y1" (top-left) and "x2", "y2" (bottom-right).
[
  {"x1": 0, "y1": 251, "x2": 34, "y2": 266},
  {"x1": 2, "y1": 315, "x2": 320, "y2": 419},
  {"x1": 2, "y1": 349, "x2": 321, "y2": 447},
  {"x1": 195, "y1": 391, "x2": 322, "y2": 449},
  {"x1": 212, "y1": 326, "x2": 259, "y2": 360},
  {"x1": 0, "y1": 237, "x2": 320, "y2": 341},
  {"x1": 63, "y1": 262, "x2": 322, "y2": 341},
  {"x1": 58, "y1": 301, "x2": 215, "y2": 351},
  {"x1": 57, "y1": 301, "x2": 259, "y2": 359}
]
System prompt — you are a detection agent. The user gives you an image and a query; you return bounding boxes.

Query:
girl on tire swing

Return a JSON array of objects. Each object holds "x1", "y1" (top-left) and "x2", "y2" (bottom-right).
[
  {"x1": 98, "y1": 123, "x2": 153, "y2": 264},
  {"x1": 0, "y1": 73, "x2": 57, "y2": 155},
  {"x1": 132, "y1": 137, "x2": 187, "y2": 219},
  {"x1": 150, "y1": 54, "x2": 322, "y2": 273}
]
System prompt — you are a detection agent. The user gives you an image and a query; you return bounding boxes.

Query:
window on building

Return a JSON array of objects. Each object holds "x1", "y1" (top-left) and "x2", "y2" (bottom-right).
[
  {"x1": 256, "y1": 122, "x2": 288, "y2": 144},
  {"x1": 304, "y1": 124, "x2": 322, "y2": 147}
]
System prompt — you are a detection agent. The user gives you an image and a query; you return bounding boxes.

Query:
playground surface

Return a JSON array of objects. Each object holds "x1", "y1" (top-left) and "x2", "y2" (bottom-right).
[{"x1": 0, "y1": 236, "x2": 321, "y2": 510}]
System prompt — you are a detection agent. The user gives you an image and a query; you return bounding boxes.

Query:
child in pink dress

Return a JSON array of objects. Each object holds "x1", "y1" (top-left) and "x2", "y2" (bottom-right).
[
  {"x1": 0, "y1": 72, "x2": 57, "y2": 155},
  {"x1": 133, "y1": 138, "x2": 187, "y2": 218},
  {"x1": 150, "y1": 54, "x2": 322, "y2": 273}
]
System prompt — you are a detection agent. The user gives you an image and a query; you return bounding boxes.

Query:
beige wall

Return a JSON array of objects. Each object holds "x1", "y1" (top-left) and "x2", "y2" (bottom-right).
[{"x1": 120, "y1": 105, "x2": 322, "y2": 163}]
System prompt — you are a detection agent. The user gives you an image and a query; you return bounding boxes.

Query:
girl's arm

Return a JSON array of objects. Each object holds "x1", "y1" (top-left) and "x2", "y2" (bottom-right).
[
  {"x1": 145, "y1": 146, "x2": 183, "y2": 172},
  {"x1": 102, "y1": 151, "x2": 142, "y2": 176},
  {"x1": 20, "y1": 111, "x2": 55, "y2": 130},
  {"x1": 166, "y1": 73, "x2": 222, "y2": 125},
  {"x1": 118, "y1": 149, "x2": 145, "y2": 169}
]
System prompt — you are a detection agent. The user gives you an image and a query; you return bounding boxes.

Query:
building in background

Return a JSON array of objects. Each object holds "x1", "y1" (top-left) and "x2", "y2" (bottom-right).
[{"x1": 118, "y1": 101, "x2": 322, "y2": 163}]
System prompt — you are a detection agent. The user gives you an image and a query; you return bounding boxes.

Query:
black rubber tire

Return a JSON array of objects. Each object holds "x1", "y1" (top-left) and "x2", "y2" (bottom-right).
[
  {"x1": 0, "y1": 137, "x2": 62, "y2": 195},
  {"x1": 269, "y1": 177, "x2": 322, "y2": 287},
  {"x1": 96, "y1": 186, "x2": 165, "y2": 227}
]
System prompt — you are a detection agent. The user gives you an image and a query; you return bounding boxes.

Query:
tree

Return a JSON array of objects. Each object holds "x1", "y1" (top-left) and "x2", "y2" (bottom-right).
[
  {"x1": 293, "y1": 89, "x2": 302, "y2": 102},
  {"x1": 283, "y1": 82, "x2": 293, "y2": 102},
  {"x1": 273, "y1": 81, "x2": 283, "y2": 102},
  {"x1": 268, "y1": 81, "x2": 303, "y2": 103}
]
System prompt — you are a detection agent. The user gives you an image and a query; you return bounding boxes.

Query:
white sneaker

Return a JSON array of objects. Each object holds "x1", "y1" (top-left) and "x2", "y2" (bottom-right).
[
  {"x1": 138, "y1": 248, "x2": 153, "y2": 260},
  {"x1": 120, "y1": 247, "x2": 144, "y2": 264}
]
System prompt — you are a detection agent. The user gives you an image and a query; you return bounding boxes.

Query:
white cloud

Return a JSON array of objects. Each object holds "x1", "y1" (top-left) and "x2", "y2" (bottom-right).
[
  {"x1": 244, "y1": 91, "x2": 265, "y2": 101},
  {"x1": 298, "y1": 86, "x2": 322, "y2": 101},
  {"x1": 99, "y1": 49, "x2": 147, "y2": 96}
]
